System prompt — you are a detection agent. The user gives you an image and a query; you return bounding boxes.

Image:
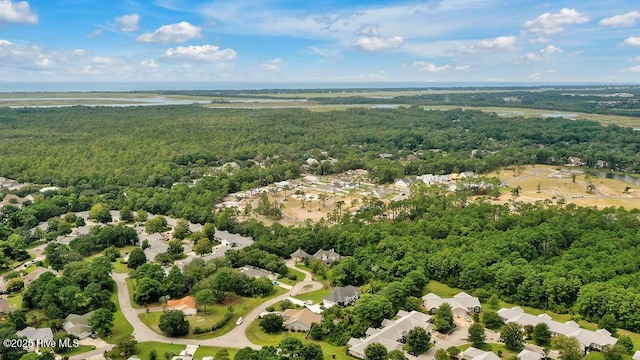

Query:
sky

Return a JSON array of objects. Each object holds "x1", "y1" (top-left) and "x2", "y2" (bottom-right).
[{"x1": 1, "y1": 0, "x2": 640, "y2": 85}]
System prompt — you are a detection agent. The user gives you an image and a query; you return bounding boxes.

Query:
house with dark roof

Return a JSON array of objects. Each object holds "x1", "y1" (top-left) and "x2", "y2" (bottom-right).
[
  {"x1": 63, "y1": 311, "x2": 95, "y2": 339},
  {"x1": 323, "y1": 286, "x2": 360, "y2": 307}
]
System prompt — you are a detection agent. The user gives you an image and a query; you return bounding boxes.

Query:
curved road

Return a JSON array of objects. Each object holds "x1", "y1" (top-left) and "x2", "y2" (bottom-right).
[{"x1": 109, "y1": 261, "x2": 323, "y2": 349}]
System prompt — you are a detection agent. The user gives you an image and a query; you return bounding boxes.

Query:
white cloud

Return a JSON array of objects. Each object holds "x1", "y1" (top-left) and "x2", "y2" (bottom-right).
[
  {"x1": 161, "y1": 44, "x2": 237, "y2": 63},
  {"x1": 353, "y1": 35, "x2": 403, "y2": 51},
  {"x1": 458, "y1": 36, "x2": 517, "y2": 53},
  {"x1": 529, "y1": 37, "x2": 550, "y2": 44},
  {"x1": 635, "y1": 55, "x2": 640, "y2": 61},
  {"x1": 309, "y1": 46, "x2": 340, "y2": 58},
  {"x1": 454, "y1": 65, "x2": 470, "y2": 71},
  {"x1": 137, "y1": 22, "x2": 201, "y2": 44},
  {"x1": 92, "y1": 56, "x2": 115, "y2": 65},
  {"x1": 73, "y1": 49, "x2": 86, "y2": 56},
  {"x1": 260, "y1": 58, "x2": 285, "y2": 71},
  {"x1": 139, "y1": 59, "x2": 158, "y2": 69},
  {"x1": 87, "y1": 29, "x2": 102, "y2": 39},
  {"x1": 0, "y1": 0, "x2": 38, "y2": 24},
  {"x1": 524, "y1": 8, "x2": 589, "y2": 34},
  {"x1": 599, "y1": 11, "x2": 640, "y2": 27},
  {"x1": 412, "y1": 61, "x2": 450, "y2": 72},
  {"x1": 621, "y1": 65, "x2": 640, "y2": 73},
  {"x1": 519, "y1": 45, "x2": 563, "y2": 62},
  {"x1": 115, "y1": 14, "x2": 140, "y2": 32},
  {"x1": 528, "y1": 69, "x2": 557, "y2": 80},
  {"x1": 623, "y1": 37, "x2": 640, "y2": 46}
]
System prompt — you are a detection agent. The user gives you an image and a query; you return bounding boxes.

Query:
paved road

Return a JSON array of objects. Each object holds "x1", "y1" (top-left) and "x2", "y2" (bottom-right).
[{"x1": 109, "y1": 261, "x2": 322, "y2": 350}]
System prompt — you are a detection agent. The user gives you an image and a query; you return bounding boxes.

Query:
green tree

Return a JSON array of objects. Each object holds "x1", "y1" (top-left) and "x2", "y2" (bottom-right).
[
  {"x1": 364, "y1": 343, "x2": 388, "y2": 360},
  {"x1": 215, "y1": 349, "x2": 230, "y2": 360},
  {"x1": 299, "y1": 344, "x2": 323, "y2": 360},
  {"x1": 90, "y1": 203, "x2": 112, "y2": 223},
  {"x1": 500, "y1": 322, "x2": 524, "y2": 351},
  {"x1": 435, "y1": 349, "x2": 449, "y2": 360},
  {"x1": 483, "y1": 310, "x2": 504, "y2": 329},
  {"x1": 615, "y1": 335, "x2": 633, "y2": 355},
  {"x1": 117, "y1": 336, "x2": 138, "y2": 357},
  {"x1": 8, "y1": 310, "x2": 27, "y2": 330},
  {"x1": 173, "y1": 219, "x2": 191, "y2": 240},
  {"x1": 387, "y1": 350, "x2": 406, "y2": 360},
  {"x1": 602, "y1": 345, "x2": 626, "y2": 360},
  {"x1": 407, "y1": 326, "x2": 431, "y2": 353},
  {"x1": 120, "y1": 206, "x2": 133, "y2": 222},
  {"x1": 149, "y1": 349, "x2": 158, "y2": 360},
  {"x1": 89, "y1": 308, "x2": 114, "y2": 336},
  {"x1": 551, "y1": 335, "x2": 582, "y2": 360},
  {"x1": 278, "y1": 336, "x2": 303, "y2": 358},
  {"x1": 354, "y1": 294, "x2": 395, "y2": 329},
  {"x1": 259, "y1": 314, "x2": 284, "y2": 333},
  {"x1": 159, "y1": 310, "x2": 190, "y2": 337},
  {"x1": 447, "y1": 347, "x2": 461, "y2": 358},
  {"x1": 133, "y1": 277, "x2": 163, "y2": 304},
  {"x1": 193, "y1": 237, "x2": 213, "y2": 255},
  {"x1": 104, "y1": 246, "x2": 120, "y2": 262},
  {"x1": 468, "y1": 323, "x2": 487, "y2": 348},
  {"x1": 127, "y1": 247, "x2": 147, "y2": 269},
  {"x1": 195, "y1": 289, "x2": 215, "y2": 312},
  {"x1": 598, "y1": 314, "x2": 618, "y2": 337},
  {"x1": 134, "y1": 209, "x2": 148, "y2": 223},
  {"x1": 433, "y1": 303, "x2": 454, "y2": 333},
  {"x1": 532, "y1": 323, "x2": 551, "y2": 346},
  {"x1": 145, "y1": 216, "x2": 168, "y2": 234},
  {"x1": 52, "y1": 332, "x2": 79, "y2": 354},
  {"x1": 167, "y1": 240, "x2": 184, "y2": 259}
]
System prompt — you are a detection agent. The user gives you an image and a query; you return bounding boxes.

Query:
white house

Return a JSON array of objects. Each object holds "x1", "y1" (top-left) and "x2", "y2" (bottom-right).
[{"x1": 422, "y1": 292, "x2": 481, "y2": 316}]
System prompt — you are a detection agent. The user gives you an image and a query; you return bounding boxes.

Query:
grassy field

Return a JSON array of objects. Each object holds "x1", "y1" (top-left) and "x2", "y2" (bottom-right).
[
  {"x1": 6, "y1": 293, "x2": 22, "y2": 309},
  {"x1": 194, "y1": 346, "x2": 238, "y2": 359},
  {"x1": 105, "y1": 289, "x2": 134, "y2": 344},
  {"x1": 139, "y1": 287, "x2": 287, "y2": 339},
  {"x1": 483, "y1": 165, "x2": 640, "y2": 209},
  {"x1": 278, "y1": 266, "x2": 305, "y2": 286},
  {"x1": 293, "y1": 288, "x2": 332, "y2": 303},
  {"x1": 64, "y1": 345, "x2": 95, "y2": 357},
  {"x1": 246, "y1": 319, "x2": 350, "y2": 360},
  {"x1": 135, "y1": 341, "x2": 186, "y2": 359}
]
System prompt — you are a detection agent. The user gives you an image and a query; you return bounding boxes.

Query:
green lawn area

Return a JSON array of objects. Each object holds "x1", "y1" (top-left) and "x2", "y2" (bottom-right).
[
  {"x1": 278, "y1": 266, "x2": 305, "y2": 286},
  {"x1": 64, "y1": 345, "x2": 95, "y2": 357},
  {"x1": 104, "y1": 288, "x2": 134, "y2": 344},
  {"x1": 424, "y1": 280, "x2": 464, "y2": 298},
  {"x1": 585, "y1": 352, "x2": 605, "y2": 360},
  {"x1": 135, "y1": 341, "x2": 185, "y2": 359},
  {"x1": 194, "y1": 346, "x2": 238, "y2": 359},
  {"x1": 112, "y1": 260, "x2": 129, "y2": 274},
  {"x1": 458, "y1": 342, "x2": 517, "y2": 359},
  {"x1": 139, "y1": 287, "x2": 287, "y2": 340},
  {"x1": 6, "y1": 293, "x2": 22, "y2": 309},
  {"x1": 293, "y1": 288, "x2": 332, "y2": 304},
  {"x1": 246, "y1": 319, "x2": 350, "y2": 360}
]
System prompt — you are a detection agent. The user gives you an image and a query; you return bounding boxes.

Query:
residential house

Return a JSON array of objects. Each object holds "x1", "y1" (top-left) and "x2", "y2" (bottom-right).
[
  {"x1": 139, "y1": 233, "x2": 168, "y2": 261},
  {"x1": 312, "y1": 249, "x2": 342, "y2": 263},
  {"x1": 498, "y1": 307, "x2": 617, "y2": 351},
  {"x1": 290, "y1": 249, "x2": 311, "y2": 262},
  {"x1": 63, "y1": 311, "x2": 95, "y2": 339},
  {"x1": 462, "y1": 347, "x2": 501, "y2": 360},
  {"x1": 215, "y1": 230, "x2": 254, "y2": 249},
  {"x1": 282, "y1": 308, "x2": 322, "y2": 332},
  {"x1": 16, "y1": 327, "x2": 54, "y2": 349},
  {"x1": 347, "y1": 310, "x2": 432, "y2": 359},
  {"x1": 239, "y1": 266, "x2": 277, "y2": 281},
  {"x1": 632, "y1": 350, "x2": 640, "y2": 360},
  {"x1": 167, "y1": 296, "x2": 197, "y2": 315},
  {"x1": 0, "y1": 298, "x2": 16, "y2": 314},
  {"x1": 518, "y1": 349, "x2": 544, "y2": 360},
  {"x1": 422, "y1": 292, "x2": 482, "y2": 316},
  {"x1": 23, "y1": 267, "x2": 56, "y2": 286},
  {"x1": 323, "y1": 286, "x2": 360, "y2": 307}
]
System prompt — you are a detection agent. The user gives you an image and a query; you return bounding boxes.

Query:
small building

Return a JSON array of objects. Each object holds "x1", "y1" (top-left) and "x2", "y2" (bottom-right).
[
  {"x1": 282, "y1": 308, "x2": 322, "y2": 332},
  {"x1": 16, "y1": 327, "x2": 54, "y2": 349},
  {"x1": 290, "y1": 249, "x2": 311, "y2": 262},
  {"x1": 23, "y1": 267, "x2": 57, "y2": 286},
  {"x1": 462, "y1": 347, "x2": 501, "y2": 360},
  {"x1": 167, "y1": 296, "x2": 197, "y2": 316},
  {"x1": 422, "y1": 292, "x2": 482, "y2": 316},
  {"x1": 0, "y1": 298, "x2": 16, "y2": 314},
  {"x1": 63, "y1": 311, "x2": 95, "y2": 339},
  {"x1": 312, "y1": 249, "x2": 341, "y2": 263},
  {"x1": 518, "y1": 349, "x2": 544, "y2": 360},
  {"x1": 239, "y1": 265, "x2": 277, "y2": 281},
  {"x1": 347, "y1": 310, "x2": 432, "y2": 359},
  {"x1": 323, "y1": 286, "x2": 360, "y2": 307},
  {"x1": 215, "y1": 230, "x2": 254, "y2": 249}
]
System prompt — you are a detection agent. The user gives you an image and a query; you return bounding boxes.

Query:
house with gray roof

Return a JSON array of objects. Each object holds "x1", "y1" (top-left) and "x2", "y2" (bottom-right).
[
  {"x1": 23, "y1": 267, "x2": 56, "y2": 286},
  {"x1": 290, "y1": 249, "x2": 311, "y2": 262},
  {"x1": 323, "y1": 286, "x2": 360, "y2": 307},
  {"x1": 313, "y1": 249, "x2": 341, "y2": 263},
  {"x1": 422, "y1": 292, "x2": 482, "y2": 316},
  {"x1": 347, "y1": 310, "x2": 432, "y2": 359},
  {"x1": 16, "y1": 327, "x2": 53, "y2": 348},
  {"x1": 239, "y1": 266, "x2": 277, "y2": 281},
  {"x1": 0, "y1": 298, "x2": 16, "y2": 314},
  {"x1": 462, "y1": 347, "x2": 501, "y2": 360},
  {"x1": 498, "y1": 307, "x2": 617, "y2": 351},
  {"x1": 518, "y1": 349, "x2": 544, "y2": 360},
  {"x1": 63, "y1": 311, "x2": 95, "y2": 339},
  {"x1": 215, "y1": 230, "x2": 254, "y2": 249}
]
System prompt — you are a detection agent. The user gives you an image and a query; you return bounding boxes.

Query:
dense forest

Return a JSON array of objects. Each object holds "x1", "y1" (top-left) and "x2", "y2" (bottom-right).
[{"x1": 2, "y1": 102, "x2": 640, "y2": 339}]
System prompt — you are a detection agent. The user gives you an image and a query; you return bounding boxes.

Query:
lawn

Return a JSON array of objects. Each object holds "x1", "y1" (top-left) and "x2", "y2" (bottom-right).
[
  {"x1": 194, "y1": 346, "x2": 238, "y2": 359},
  {"x1": 293, "y1": 288, "x2": 332, "y2": 304},
  {"x1": 246, "y1": 319, "x2": 350, "y2": 360},
  {"x1": 278, "y1": 266, "x2": 305, "y2": 286},
  {"x1": 424, "y1": 280, "x2": 465, "y2": 298},
  {"x1": 139, "y1": 287, "x2": 287, "y2": 340},
  {"x1": 104, "y1": 289, "x2": 134, "y2": 344},
  {"x1": 64, "y1": 345, "x2": 95, "y2": 357},
  {"x1": 135, "y1": 341, "x2": 185, "y2": 359},
  {"x1": 6, "y1": 293, "x2": 22, "y2": 309}
]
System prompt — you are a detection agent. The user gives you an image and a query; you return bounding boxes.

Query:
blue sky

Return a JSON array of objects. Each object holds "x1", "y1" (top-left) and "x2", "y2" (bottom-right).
[{"x1": 1, "y1": 0, "x2": 640, "y2": 84}]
